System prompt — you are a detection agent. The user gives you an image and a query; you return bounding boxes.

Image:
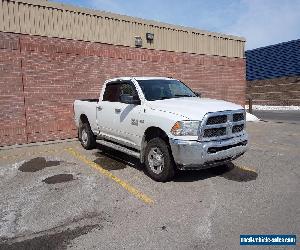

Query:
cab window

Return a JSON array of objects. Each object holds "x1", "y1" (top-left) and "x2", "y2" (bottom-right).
[
  {"x1": 102, "y1": 81, "x2": 138, "y2": 102},
  {"x1": 102, "y1": 82, "x2": 120, "y2": 102}
]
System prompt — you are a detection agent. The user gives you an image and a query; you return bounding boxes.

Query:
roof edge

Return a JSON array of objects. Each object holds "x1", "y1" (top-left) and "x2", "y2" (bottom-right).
[
  {"x1": 246, "y1": 39, "x2": 300, "y2": 52},
  {"x1": 11, "y1": 0, "x2": 246, "y2": 42}
]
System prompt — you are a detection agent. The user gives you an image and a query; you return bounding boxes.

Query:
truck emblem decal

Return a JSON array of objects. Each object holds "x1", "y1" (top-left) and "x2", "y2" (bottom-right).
[{"x1": 131, "y1": 118, "x2": 138, "y2": 126}]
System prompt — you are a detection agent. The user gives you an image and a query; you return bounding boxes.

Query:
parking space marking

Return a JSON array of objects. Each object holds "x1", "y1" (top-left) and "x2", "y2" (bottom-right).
[
  {"x1": 237, "y1": 165, "x2": 257, "y2": 173},
  {"x1": 66, "y1": 147, "x2": 154, "y2": 205}
]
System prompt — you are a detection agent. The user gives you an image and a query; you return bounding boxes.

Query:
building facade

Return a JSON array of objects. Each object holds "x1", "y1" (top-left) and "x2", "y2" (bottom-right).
[
  {"x1": 0, "y1": 0, "x2": 246, "y2": 146},
  {"x1": 246, "y1": 39, "x2": 300, "y2": 106}
]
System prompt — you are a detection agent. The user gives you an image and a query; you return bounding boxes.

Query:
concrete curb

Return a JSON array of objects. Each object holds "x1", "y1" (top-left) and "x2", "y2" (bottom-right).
[{"x1": 0, "y1": 138, "x2": 78, "y2": 151}]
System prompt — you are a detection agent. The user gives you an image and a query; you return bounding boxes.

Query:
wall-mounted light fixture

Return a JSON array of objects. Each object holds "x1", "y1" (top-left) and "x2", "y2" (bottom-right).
[
  {"x1": 146, "y1": 32, "x2": 154, "y2": 43},
  {"x1": 135, "y1": 36, "x2": 142, "y2": 47}
]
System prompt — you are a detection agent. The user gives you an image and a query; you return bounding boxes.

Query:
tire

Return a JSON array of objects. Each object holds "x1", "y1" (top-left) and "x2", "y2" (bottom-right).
[
  {"x1": 144, "y1": 138, "x2": 175, "y2": 182},
  {"x1": 79, "y1": 123, "x2": 96, "y2": 150}
]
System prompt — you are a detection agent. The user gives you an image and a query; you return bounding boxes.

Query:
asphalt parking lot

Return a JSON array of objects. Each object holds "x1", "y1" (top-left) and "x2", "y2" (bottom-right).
[
  {"x1": 252, "y1": 110, "x2": 300, "y2": 124},
  {"x1": 0, "y1": 121, "x2": 299, "y2": 250}
]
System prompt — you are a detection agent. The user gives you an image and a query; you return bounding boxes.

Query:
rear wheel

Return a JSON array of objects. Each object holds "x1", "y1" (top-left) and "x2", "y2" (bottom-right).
[
  {"x1": 145, "y1": 138, "x2": 175, "y2": 182},
  {"x1": 79, "y1": 123, "x2": 96, "y2": 150}
]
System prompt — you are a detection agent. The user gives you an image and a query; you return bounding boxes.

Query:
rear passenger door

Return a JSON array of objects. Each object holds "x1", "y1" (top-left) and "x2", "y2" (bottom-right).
[
  {"x1": 97, "y1": 80, "x2": 143, "y2": 149},
  {"x1": 97, "y1": 81, "x2": 122, "y2": 140}
]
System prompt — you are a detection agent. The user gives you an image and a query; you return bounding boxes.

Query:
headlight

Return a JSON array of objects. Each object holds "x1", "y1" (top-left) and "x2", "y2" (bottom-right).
[{"x1": 170, "y1": 121, "x2": 200, "y2": 136}]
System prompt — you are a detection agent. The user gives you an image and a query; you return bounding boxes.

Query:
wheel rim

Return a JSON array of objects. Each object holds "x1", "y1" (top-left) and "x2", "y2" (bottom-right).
[
  {"x1": 81, "y1": 129, "x2": 88, "y2": 146},
  {"x1": 147, "y1": 147, "x2": 164, "y2": 174}
]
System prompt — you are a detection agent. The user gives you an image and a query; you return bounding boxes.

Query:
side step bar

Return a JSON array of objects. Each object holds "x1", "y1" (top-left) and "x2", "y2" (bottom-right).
[{"x1": 96, "y1": 139, "x2": 140, "y2": 159}]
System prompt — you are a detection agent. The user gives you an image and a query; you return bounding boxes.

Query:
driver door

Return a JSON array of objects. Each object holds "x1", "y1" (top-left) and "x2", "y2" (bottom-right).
[{"x1": 114, "y1": 81, "x2": 144, "y2": 149}]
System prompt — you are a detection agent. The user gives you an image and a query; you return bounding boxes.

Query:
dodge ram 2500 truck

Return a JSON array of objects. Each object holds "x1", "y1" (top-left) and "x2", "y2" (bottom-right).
[{"x1": 74, "y1": 77, "x2": 248, "y2": 182}]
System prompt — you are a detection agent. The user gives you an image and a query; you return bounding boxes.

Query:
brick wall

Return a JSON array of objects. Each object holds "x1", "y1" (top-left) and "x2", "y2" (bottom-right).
[
  {"x1": 0, "y1": 31, "x2": 246, "y2": 146},
  {"x1": 247, "y1": 76, "x2": 300, "y2": 106},
  {"x1": 0, "y1": 33, "x2": 27, "y2": 146}
]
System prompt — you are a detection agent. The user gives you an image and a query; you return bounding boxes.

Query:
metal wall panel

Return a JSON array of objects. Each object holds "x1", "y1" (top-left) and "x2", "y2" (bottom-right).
[{"x1": 0, "y1": 0, "x2": 246, "y2": 58}]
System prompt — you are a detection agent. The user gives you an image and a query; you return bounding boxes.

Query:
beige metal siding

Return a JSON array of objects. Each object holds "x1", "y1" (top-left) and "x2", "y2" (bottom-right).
[{"x1": 0, "y1": 0, "x2": 245, "y2": 58}]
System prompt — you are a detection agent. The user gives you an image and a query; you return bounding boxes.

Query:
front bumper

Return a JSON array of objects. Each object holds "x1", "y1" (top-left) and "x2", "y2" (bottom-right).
[{"x1": 169, "y1": 133, "x2": 248, "y2": 170}]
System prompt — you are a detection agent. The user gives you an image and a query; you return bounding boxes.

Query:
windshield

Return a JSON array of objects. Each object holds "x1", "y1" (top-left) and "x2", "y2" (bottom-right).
[{"x1": 137, "y1": 79, "x2": 197, "y2": 101}]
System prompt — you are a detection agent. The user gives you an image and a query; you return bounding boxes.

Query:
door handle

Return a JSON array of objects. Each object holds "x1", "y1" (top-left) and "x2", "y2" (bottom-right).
[
  {"x1": 115, "y1": 108, "x2": 121, "y2": 113},
  {"x1": 97, "y1": 106, "x2": 102, "y2": 111}
]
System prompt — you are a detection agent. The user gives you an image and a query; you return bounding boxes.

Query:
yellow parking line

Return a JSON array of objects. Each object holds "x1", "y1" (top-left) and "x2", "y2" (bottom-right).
[
  {"x1": 65, "y1": 147, "x2": 154, "y2": 205},
  {"x1": 237, "y1": 165, "x2": 257, "y2": 173}
]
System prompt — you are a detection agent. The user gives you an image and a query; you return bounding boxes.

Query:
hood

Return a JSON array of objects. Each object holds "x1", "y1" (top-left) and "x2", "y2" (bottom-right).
[{"x1": 146, "y1": 97, "x2": 243, "y2": 120}]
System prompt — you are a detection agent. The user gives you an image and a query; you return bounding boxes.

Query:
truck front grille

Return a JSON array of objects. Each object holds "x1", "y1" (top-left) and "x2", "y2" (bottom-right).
[
  {"x1": 232, "y1": 124, "x2": 244, "y2": 133},
  {"x1": 203, "y1": 127, "x2": 226, "y2": 137},
  {"x1": 200, "y1": 110, "x2": 245, "y2": 141},
  {"x1": 233, "y1": 113, "x2": 244, "y2": 122},
  {"x1": 206, "y1": 115, "x2": 227, "y2": 125}
]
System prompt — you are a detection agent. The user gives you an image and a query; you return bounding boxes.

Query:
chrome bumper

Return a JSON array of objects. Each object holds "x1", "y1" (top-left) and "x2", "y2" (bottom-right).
[{"x1": 169, "y1": 133, "x2": 248, "y2": 170}]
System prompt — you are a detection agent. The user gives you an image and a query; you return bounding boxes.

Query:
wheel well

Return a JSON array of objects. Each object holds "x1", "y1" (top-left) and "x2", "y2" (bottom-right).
[
  {"x1": 141, "y1": 127, "x2": 172, "y2": 164},
  {"x1": 78, "y1": 114, "x2": 90, "y2": 138},
  {"x1": 144, "y1": 127, "x2": 169, "y2": 144},
  {"x1": 78, "y1": 114, "x2": 96, "y2": 140},
  {"x1": 79, "y1": 114, "x2": 89, "y2": 126}
]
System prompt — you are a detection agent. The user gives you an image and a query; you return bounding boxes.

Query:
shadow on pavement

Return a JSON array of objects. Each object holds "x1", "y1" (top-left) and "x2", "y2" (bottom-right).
[
  {"x1": 174, "y1": 163, "x2": 257, "y2": 182},
  {"x1": 93, "y1": 144, "x2": 143, "y2": 172},
  {"x1": 93, "y1": 143, "x2": 258, "y2": 183}
]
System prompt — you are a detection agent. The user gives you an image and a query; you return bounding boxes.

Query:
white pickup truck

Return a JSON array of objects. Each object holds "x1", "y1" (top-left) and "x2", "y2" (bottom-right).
[{"x1": 74, "y1": 77, "x2": 247, "y2": 181}]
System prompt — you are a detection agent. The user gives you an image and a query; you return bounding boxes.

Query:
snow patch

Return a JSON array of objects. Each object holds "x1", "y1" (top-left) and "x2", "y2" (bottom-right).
[
  {"x1": 245, "y1": 105, "x2": 300, "y2": 111},
  {"x1": 246, "y1": 112, "x2": 260, "y2": 122}
]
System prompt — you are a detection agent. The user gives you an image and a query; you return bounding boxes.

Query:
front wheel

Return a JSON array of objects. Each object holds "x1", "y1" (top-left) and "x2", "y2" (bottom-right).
[
  {"x1": 79, "y1": 123, "x2": 96, "y2": 150},
  {"x1": 144, "y1": 138, "x2": 175, "y2": 182}
]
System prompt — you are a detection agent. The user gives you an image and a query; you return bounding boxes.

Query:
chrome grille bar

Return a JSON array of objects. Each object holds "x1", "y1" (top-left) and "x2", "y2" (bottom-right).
[{"x1": 198, "y1": 110, "x2": 246, "y2": 141}]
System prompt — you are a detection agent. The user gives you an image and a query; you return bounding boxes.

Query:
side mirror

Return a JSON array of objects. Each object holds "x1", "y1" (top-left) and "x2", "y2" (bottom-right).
[
  {"x1": 194, "y1": 92, "x2": 201, "y2": 97},
  {"x1": 120, "y1": 94, "x2": 141, "y2": 105}
]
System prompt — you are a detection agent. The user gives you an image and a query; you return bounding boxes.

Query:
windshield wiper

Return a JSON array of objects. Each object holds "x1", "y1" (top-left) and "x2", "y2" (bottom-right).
[
  {"x1": 148, "y1": 96, "x2": 171, "y2": 101},
  {"x1": 158, "y1": 96, "x2": 171, "y2": 100},
  {"x1": 174, "y1": 94, "x2": 195, "y2": 98}
]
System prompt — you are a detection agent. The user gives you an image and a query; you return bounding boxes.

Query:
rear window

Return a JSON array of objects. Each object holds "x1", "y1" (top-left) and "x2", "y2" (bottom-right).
[
  {"x1": 102, "y1": 81, "x2": 138, "y2": 102},
  {"x1": 103, "y1": 83, "x2": 120, "y2": 102}
]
